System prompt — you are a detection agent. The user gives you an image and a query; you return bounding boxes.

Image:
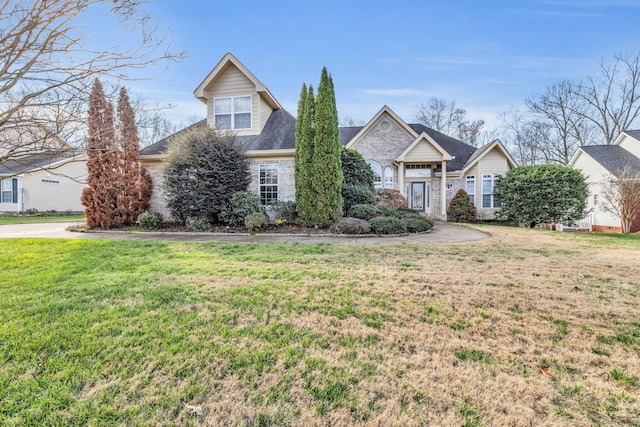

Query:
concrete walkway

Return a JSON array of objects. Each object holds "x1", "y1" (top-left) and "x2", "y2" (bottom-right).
[{"x1": 0, "y1": 221, "x2": 489, "y2": 244}]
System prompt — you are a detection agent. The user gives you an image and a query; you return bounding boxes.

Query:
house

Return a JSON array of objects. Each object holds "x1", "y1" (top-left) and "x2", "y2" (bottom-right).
[
  {"x1": 140, "y1": 52, "x2": 516, "y2": 220},
  {"x1": 0, "y1": 127, "x2": 87, "y2": 213},
  {"x1": 568, "y1": 130, "x2": 640, "y2": 233}
]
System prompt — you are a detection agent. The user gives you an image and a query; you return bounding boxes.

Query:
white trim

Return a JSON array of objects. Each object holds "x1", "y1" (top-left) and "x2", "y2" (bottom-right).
[
  {"x1": 213, "y1": 94, "x2": 252, "y2": 130},
  {"x1": 345, "y1": 105, "x2": 418, "y2": 150},
  {"x1": 460, "y1": 139, "x2": 517, "y2": 175}
]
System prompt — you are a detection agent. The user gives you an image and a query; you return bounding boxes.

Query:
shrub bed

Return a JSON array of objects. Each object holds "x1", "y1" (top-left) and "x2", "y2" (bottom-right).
[{"x1": 402, "y1": 216, "x2": 433, "y2": 233}]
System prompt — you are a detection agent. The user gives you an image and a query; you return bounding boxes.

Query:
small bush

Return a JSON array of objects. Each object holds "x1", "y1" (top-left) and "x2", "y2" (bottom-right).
[
  {"x1": 397, "y1": 208, "x2": 422, "y2": 218},
  {"x1": 137, "y1": 211, "x2": 163, "y2": 230},
  {"x1": 186, "y1": 216, "x2": 211, "y2": 231},
  {"x1": 245, "y1": 212, "x2": 269, "y2": 232},
  {"x1": 330, "y1": 217, "x2": 371, "y2": 235},
  {"x1": 348, "y1": 204, "x2": 383, "y2": 221},
  {"x1": 370, "y1": 216, "x2": 407, "y2": 235},
  {"x1": 342, "y1": 184, "x2": 375, "y2": 214},
  {"x1": 219, "y1": 191, "x2": 263, "y2": 227},
  {"x1": 375, "y1": 189, "x2": 408, "y2": 209},
  {"x1": 274, "y1": 200, "x2": 297, "y2": 223},
  {"x1": 447, "y1": 189, "x2": 477, "y2": 223},
  {"x1": 377, "y1": 204, "x2": 399, "y2": 217},
  {"x1": 403, "y1": 216, "x2": 433, "y2": 233}
]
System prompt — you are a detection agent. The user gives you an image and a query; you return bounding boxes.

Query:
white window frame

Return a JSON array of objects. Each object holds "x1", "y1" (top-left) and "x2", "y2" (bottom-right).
[
  {"x1": 466, "y1": 175, "x2": 475, "y2": 205},
  {"x1": 214, "y1": 95, "x2": 252, "y2": 130},
  {"x1": 367, "y1": 160, "x2": 382, "y2": 189},
  {"x1": 481, "y1": 173, "x2": 502, "y2": 209},
  {"x1": 384, "y1": 166, "x2": 394, "y2": 189},
  {"x1": 259, "y1": 163, "x2": 278, "y2": 205},
  {"x1": 1, "y1": 178, "x2": 17, "y2": 204}
]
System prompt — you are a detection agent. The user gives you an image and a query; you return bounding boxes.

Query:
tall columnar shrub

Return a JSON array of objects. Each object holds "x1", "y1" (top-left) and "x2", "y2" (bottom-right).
[
  {"x1": 116, "y1": 87, "x2": 152, "y2": 225},
  {"x1": 494, "y1": 164, "x2": 588, "y2": 228},
  {"x1": 294, "y1": 84, "x2": 316, "y2": 226},
  {"x1": 312, "y1": 68, "x2": 343, "y2": 226},
  {"x1": 81, "y1": 78, "x2": 120, "y2": 229},
  {"x1": 162, "y1": 128, "x2": 251, "y2": 224}
]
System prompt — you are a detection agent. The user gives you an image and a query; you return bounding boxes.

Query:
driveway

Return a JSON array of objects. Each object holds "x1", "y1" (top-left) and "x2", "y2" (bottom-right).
[{"x1": 0, "y1": 221, "x2": 489, "y2": 244}]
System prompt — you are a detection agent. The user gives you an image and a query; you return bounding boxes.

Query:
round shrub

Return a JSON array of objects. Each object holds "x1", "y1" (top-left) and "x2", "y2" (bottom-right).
[
  {"x1": 342, "y1": 183, "x2": 375, "y2": 214},
  {"x1": 348, "y1": 204, "x2": 383, "y2": 221},
  {"x1": 245, "y1": 212, "x2": 269, "y2": 232},
  {"x1": 219, "y1": 191, "x2": 263, "y2": 227},
  {"x1": 402, "y1": 216, "x2": 433, "y2": 233},
  {"x1": 186, "y1": 216, "x2": 211, "y2": 231},
  {"x1": 330, "y1": 217, "x2": 371, "y2": 235},
  {"x1": 137, "y1": 211, "x2": 163, "y2": 230},
  {"x1": 377, "y1": 204, "x2": 399, "y2": 217},
  {"x1": 370, "y1": 216, "x2": 407, "y2": 235},
  {"x1": 375, "y1": 189, "x2": 408, "y2": 209}
]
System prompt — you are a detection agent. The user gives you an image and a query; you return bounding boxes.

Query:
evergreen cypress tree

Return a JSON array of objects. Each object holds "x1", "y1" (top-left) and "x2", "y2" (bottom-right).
[
  {"x1": 81, "y1": 78, "x2": 120, "y2": 229},
  {"x1": 116, "y1": 87, "x2": 152, "y2": 225},
  {"x1": 312, "y1": 67, "x2": 343, "y2": 226},
  {"x1": 295, "y1": 85, "x2": 316, "y2": 226}
]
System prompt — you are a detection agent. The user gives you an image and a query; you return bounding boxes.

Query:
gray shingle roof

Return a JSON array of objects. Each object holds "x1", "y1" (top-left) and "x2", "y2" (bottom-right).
[
  {"x1": 140, "y1": 111, "x2": 484, "y2": 173},
  {"x1": 624, "y1": 129, "x2": 640, "y2": 141},
  {"x1": 581, "y1": 145, "x2": 640, "y2": 176},
  {"x1": 0, "y1": 152, "x2": 80, "y2": 176}
]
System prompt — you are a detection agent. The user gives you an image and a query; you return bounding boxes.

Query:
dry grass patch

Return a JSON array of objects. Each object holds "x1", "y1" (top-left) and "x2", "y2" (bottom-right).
[{"x1": 1, "y1": 229, "x2": 639, "y2": 426}]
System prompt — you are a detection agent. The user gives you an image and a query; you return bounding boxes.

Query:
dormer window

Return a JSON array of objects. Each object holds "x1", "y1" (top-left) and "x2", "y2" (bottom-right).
[{"x1": 214, "y1": 95, "x2": 252, "y2": 130}]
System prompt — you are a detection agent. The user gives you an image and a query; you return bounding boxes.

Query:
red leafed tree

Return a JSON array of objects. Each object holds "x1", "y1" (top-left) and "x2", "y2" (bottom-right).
[
  {"x1": 81, "y1": 78, "x2": 121, "y2": 229},
  {"x1": 116, "y1": 87, "x2": 152, "y2": 225}
]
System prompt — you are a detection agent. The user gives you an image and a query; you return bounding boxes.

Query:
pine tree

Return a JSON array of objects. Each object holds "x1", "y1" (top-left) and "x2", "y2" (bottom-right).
[
  {"x1": 81, "y1": 78, "x2": 120, "y2": 229},
  {"x1": 295, "y1": 85, "x2": 317, "y2": 226},
  {"x1": 312, "y1": 67, "x2": 343, "y2": 226},
  {"x1": 116, "y1": 87, "x2": 152, "y2": 225}
]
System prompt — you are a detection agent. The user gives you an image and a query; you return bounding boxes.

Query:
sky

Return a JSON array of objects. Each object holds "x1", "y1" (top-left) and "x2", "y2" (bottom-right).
[{"x1": 111, "y1": 0, "x2": 640, "y2": 130}]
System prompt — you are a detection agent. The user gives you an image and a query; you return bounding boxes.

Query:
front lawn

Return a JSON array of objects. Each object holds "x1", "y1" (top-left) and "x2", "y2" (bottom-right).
[
  {"x1": 0, "y1": 214, "x2": 86, "y2": 225},
  {"x1": 1, "y1": 227, "x2": 639, "y2": 426}
]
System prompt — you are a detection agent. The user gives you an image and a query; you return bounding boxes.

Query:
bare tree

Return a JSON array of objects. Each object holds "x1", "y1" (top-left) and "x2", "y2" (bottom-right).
[
  {"x1": 511, "y1": 52, "x2": 640, "y2": 166},
  {"x1": 525, "y1": 80, "x2": 596, "y2": 164},
  {"x1": 339, "y1": 116, "x2": 365, "y2": 127},
  {"x1": 576, "y1": 52, "x2": 640, "y2": 145},
  {"x1": 414, "y1": 97, "x2": 485, "y2": 146},
  {"x1": 600, "y1": 166, "x2": 640, "y2": 234},
  {"x1": 0, "y1": 0, "x2": 184, "y2": 167}
]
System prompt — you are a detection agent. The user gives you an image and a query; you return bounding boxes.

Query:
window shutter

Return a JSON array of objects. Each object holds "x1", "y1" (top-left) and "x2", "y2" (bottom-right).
[{"x1": 12, "y1": 179, "x2": 18, "y2": 203}]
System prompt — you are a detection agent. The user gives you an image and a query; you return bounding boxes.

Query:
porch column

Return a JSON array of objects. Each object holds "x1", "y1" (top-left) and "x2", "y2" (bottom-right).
[
  {"x1": 440, "y1": 161, "x2": 447, "y2": 218},
  {"x1": 398, "y1": 162, "x2": 404, "y2": 197}
]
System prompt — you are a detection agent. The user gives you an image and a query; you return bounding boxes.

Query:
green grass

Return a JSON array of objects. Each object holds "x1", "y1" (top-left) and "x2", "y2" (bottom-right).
[
  {"x1": 0, "y1": 214, "x2": 85, "y2": 224},
  {"x1": 1, "y1": 228, "x2": 640, "y2": 426}
]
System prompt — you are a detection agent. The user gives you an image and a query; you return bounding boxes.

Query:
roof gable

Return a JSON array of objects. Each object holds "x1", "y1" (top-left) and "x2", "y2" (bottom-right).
[
  {"x1": 345, "y1": 105, "x2": 417, "y2": 149},
  {"x1": 576, "y1": 145, "x2": 640, "y2": 177},
  {"x1": 193, "y1": 52, "x2": 281, "y2": 110},
  {"x1": 396, "y1": 132, "x2": 454, "y2": 162},
  {"x1": 460, "y1": 139, "x2": 517, "y2": 174}
]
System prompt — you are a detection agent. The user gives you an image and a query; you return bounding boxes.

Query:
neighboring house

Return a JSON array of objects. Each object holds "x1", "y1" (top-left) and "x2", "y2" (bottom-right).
[
  {"x1": 140, "y1": 52, "x2": 516, "y2": 220},
  {"x1": 568, "y1": 130, "x2": 640, "y2": 233},
  {"x1": 0, "y1": 153, "x2": 87, "y2": 214}
]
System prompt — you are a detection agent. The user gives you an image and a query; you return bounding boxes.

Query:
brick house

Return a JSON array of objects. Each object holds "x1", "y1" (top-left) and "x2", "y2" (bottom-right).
[{"x1": 140, "y1": 52, "x2": 516, "y2": 220}]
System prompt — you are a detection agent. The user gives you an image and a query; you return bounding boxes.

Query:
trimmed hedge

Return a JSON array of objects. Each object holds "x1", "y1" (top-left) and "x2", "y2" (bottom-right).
[
  {"x1": 137, "y1": 211, "x2": 163, "y2": 230},
  {"x1": 377, "y1": 205, "x2": 399, "y2": 218},
  {"x1": 342, "y1": 184, "x2": 376, "y2": 214},
  {"x1": 348, "y1": 204, "x2": 383, "y2": 221},
  {"x1": 370, "y1": 216, "x2": 407, "y2": 235},
  {"x1": 219, "y1": 191, "x2": 263, "y2": 227},
  {"x1": 330, "y1": 217, "x2": 371, "y2": 235},
  {"x1": 245, "y1": 212, "x2": 269, "y2": 232},
  {"x1": 403, "y1": 216, "x2": 433, "y2": 233}
]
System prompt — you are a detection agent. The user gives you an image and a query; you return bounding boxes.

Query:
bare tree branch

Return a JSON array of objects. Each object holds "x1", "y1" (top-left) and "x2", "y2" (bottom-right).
[
  {"x1": 600, "y1": 166, "x2": 640, "y2": 234},
  {"x1": 0, "y1": 0, "x2": 185, "y2": 172},
  {"x1": 414, "y1": 97, "x2": 485, "y2": 146}
]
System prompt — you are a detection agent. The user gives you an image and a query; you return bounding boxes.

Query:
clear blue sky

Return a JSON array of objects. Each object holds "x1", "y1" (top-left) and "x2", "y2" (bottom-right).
[{"x1": 123, "y1": 0, "x2": 639, "y2": 129}]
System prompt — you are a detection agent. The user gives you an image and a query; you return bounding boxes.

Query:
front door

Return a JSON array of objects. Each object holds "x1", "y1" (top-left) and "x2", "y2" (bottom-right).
[{"x1": 410, "y1": 182, "x2": 428, "y2": 212}]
